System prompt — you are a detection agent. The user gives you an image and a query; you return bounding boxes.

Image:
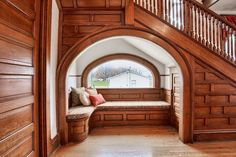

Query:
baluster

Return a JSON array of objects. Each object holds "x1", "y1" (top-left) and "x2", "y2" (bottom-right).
[
  {"x1": 201, "y1": 10, "x2": 205, "y2": 45},
  {"x1": 205, "y1": 13, "x2": 209, "y2": 47},
  {"x1": 221, "y1": 23, "x2": 225, "y2": 56},
  {"x1": 233, "y1": 31, "x2": 236, "y2": 63},
  {"x1": 227, "y1": 26, "x2": 231, "y2": 60},
  {"x1": 148, "y1": 0, "x2": 151, "y2": 11},
  {"x1": 171, "y1": 0, "x2": 174, "y2": 25},
  {"x1": 156, "y1": 0, "x2": 158, "y2": 15},
  {"x1": 218, "y1": 21, "x2": 222, "y2": 54},
  {"x1": 197, "y1": 8, "x2": 201, "y2": 42},
  {"x1": 164, "y1": 0, "x2": 168, "y2": 21},
  {"x1": 193, "y1": 5, "x2": 197, "y2": 40},
  {"x1": 176, "y1": 0, "x2": 179, "y2": 28},
  {"x1": 179, "y1": 0, "x2": 183, "y2": 30},
  {"x1": 151, "y1": 0, "x2": 154, "y2": 13},
  {"x1": 225, "y1": 26, "x2": 229, "y2": 59},
  {"x1": 159, "y1": 0, "x2": 163, "y2": 18},
  {"x1": 153, "y1": 0, "x2": 156, "y2": 15},
  {"x1": 216, "y1": 20, "x2": 220, "y2": 54},
  {"x1": 168, "y1": 0, "x2": 171, "y2": 23},
  {"x1": 213, "y1": 18, "x2": 217, "y2": 51},
  {"x1": 229, "y1": 28, "x2": 233, "y2": 61},
  {"x1": 189, "y1": 2, "x2": 193, "y2": 36},
  {"x1": 163, "y1": 0, "x2": 167, "y2": 21},
  {"x1": 209, "y1": 16, "x2": 213, "y2": 49},
  {"x1": 173, "y1": 0, "x2": 176, "y2": 27},
  {"x1": 184, "y1": 0, "x2": 189, "y2": 34},
  {"x1": 143, "y1": 0, "x2": 146, "y2": 9}
]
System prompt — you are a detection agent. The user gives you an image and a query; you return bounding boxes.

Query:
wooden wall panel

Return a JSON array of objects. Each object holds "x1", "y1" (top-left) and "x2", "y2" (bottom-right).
[
  {"x1": 0, "y1": 1, "x2": 34, "y2": 35},
  {"x1": 60, "y1": 0, "x2": 125, "y2": 9},
  {"x1": 0, "y1": 0, "x2": 40, "y2": 156},
  {"x1": 0, "y1": 105, "x2": 33, "y2": 139},
  {"x1": 193, "y1": 60, "x2": 236, "y2": 141},
  {"x1": 59, "y1": 10, "x2": 124, "y2": 61},
  {"x1": 91, "y1": 109, "x2": 170, "y2": 128},
  {"x1": 97, "y1": 88, "x2": 163, "y2": 101}
]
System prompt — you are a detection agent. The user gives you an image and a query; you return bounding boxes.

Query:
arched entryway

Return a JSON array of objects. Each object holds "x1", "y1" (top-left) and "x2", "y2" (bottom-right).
[{"x1": 57, "y1": 26, "x2": 192, "y2": 144}]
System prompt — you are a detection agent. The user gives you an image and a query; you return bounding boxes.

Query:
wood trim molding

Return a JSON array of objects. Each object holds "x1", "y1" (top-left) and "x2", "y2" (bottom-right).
[
  {"x1": 202, "y1": 0, "x2": 219, "y2": 8},
  {"x1": 81, "y1": 53, "x2": 161, "y2": 88},
  {"x1": 39, "y1": 0, "x2": 59, "y2": 156},
  {"x1": 57, "y1": 26, "x2": 192, "y2": 144}
]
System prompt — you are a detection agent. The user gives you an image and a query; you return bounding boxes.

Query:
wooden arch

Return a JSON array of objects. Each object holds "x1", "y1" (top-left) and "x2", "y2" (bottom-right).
[
  {"x1": 81, "y1": 53, "x2": 161, "y2": 88},
  {"x1": 57, "y1": 26, "x2": 192, "y2": 144}
]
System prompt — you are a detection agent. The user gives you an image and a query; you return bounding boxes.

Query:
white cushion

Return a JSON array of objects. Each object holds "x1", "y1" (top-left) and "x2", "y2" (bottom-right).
[{"x1": 79, "y1": 91, "x2": 91, "y2": 106}]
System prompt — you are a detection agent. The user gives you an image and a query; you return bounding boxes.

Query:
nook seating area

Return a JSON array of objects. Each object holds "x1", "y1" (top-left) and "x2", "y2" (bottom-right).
[{"x1": 66, "y1": 101, "x2": 171, "y2": 143}]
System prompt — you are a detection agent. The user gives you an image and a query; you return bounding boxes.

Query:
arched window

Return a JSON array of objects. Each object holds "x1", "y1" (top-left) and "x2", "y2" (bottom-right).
[
  {"x1": 82, "y1": 54, "x2": 160, "y2": 88},
  {"x1": 87, "y1": 60, "x2": 154, "y2": 88}
]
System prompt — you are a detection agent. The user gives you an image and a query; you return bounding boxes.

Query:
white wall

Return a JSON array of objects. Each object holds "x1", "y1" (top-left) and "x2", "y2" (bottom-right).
[
  {"x1": 49, "y1": 0, "x2": 59, "y2": 139},
  {"x1": 68, "y1": 61, "x2": 77, "y2": 88},
  {"x1": 68, "y1": 38, "x2": 167, "y2": 88}
]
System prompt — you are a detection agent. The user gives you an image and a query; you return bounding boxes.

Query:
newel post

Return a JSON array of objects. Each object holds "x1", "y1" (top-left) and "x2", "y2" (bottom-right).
[{"x1": 125, "y1": 0, "x2": 135, "y2": 25}]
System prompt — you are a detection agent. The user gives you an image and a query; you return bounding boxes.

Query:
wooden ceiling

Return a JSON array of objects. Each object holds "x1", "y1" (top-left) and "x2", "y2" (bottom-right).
[{"x1": 57, "y1": 0, "x2": 126, "y2": 10}]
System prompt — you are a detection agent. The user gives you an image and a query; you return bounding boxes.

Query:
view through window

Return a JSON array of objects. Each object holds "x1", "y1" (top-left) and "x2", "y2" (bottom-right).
[{"x1": 87, "y1": 60, "x2": 154, "y2": 88}]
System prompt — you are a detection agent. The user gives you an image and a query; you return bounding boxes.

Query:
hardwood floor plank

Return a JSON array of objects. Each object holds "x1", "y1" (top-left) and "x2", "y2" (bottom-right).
[{"x1": 52, "y1": 126, "x2": 236, "y2": 157}]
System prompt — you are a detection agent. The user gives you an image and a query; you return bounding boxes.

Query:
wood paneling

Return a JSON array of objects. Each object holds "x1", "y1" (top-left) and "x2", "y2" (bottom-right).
[
  {"x1": 67, "y1": 117, "x2": 89, "y2": 143},
  {"x1": 171, "y1": 73, "x2": 181, "y2": 130},
  {"x1": 0, "y1": 0, "x2": 40, "y2": 156},
  {"x1": 193, "y1": 60, "x2": 236, "y2": 141},
  {"x1": 91, "y1": 109, "x2": 170, "y2": 128},
  {"x1": 60, "y1": 0, "x2": 126, "y2": 9},
  {"x1": 59, "y1": 10, "x2": 124, "y2": 60},
  {"x1": 97, "y1": 88, "x2": 163, "y2": 101}
]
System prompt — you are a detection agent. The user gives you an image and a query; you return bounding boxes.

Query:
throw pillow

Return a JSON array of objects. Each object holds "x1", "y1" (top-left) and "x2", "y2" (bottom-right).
[
  {"x1": 70, "y1": 87, "x2": 85, "y2": 107},
  {"x1": 86, "y1": 88, "x2": 98, "y2": 95},
  {"x1": 79, "y1": 91, "x2": 91, "y2": 106},
  {"x1": 89, "y1": 94, "x2": 106, "y2": 106}
]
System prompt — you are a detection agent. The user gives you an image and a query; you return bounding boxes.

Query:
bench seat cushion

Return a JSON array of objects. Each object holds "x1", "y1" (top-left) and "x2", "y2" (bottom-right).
[
  {"x1": 67, "y1": 106, "x2": 95, "y2": 120},
  {"x1": 67, "y1": 101, "x2": 170, "y2": 120},
  {"x1": 96, "y1": 101, "x2": 170, "y2": 111}
]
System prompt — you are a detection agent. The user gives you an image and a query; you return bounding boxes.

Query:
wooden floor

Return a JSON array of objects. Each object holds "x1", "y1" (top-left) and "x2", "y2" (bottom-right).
[{"x1": 52, "y1": 126, "x2": 236, "y2": 157}]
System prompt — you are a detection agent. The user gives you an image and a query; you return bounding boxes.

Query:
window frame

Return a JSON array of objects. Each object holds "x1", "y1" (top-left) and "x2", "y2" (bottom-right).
[{"x1": 81, "y1": 54, "x2": 161, "y2": 89}]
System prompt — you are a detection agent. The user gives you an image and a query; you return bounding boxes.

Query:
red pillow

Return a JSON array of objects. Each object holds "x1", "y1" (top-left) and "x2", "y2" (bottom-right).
[{"x1": 89, "y1": 94, "x2": 106, "y2": 106}]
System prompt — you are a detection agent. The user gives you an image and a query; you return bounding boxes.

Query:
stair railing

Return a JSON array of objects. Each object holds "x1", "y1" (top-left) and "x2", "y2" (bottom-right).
[{"x1": 134, "y1": 0, "x2": 236, "y2": 64}]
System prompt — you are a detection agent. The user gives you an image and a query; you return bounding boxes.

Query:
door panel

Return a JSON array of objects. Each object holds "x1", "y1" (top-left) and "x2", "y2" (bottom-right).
[{"x1": 0, "y1": 0, "x2": 40, "y2": 156}]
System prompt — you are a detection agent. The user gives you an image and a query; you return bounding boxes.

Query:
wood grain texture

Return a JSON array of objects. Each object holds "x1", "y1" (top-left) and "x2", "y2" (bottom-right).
[
  {"x1": 193, "y1": 59, "x2": 236, "y2": 141},
  {"x1": 0, "y1": 0, "x2": 40, "y2": 156},
  {"x1": 59, "y1": 0, "x2": 126, "y2": 9},
  {"x1": 97, "y1": 88, "x2": 163, "y2": 101},
  {"x1": 91, "y1": 109, "x2": 170, "y2": 128},
  {"x1": 59, "y1": 10, "x2": 124, "y2": 61},
  {"x1": 52, "y1": 126, "x2": 236, "y2": 157}
]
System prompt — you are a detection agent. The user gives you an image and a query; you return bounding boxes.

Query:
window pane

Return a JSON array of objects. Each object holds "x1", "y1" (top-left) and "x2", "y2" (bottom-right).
[{"x1": 87, "y1": 60, "x2": 154, "y2": 88}]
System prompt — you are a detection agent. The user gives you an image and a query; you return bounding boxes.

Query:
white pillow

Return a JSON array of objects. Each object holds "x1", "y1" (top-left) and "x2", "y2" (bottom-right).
[
  {"x1": 74, "y1": 87, "x2": 85, "y2": 94},
  {"x1": 86, "y1": 88, "x2": 98, "y2": 95},
  {"x1": 79, "y1": 91, "x2": 91, "y2": 106}
]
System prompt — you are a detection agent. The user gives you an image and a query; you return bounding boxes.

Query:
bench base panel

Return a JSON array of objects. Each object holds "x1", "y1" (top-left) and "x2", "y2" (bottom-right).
[
  {"x1": 90, "y1": 110, "x2": 170, "y2": 129},
  {"x1": 68, "y1": 117, "x2": 89, "y2": 143}
]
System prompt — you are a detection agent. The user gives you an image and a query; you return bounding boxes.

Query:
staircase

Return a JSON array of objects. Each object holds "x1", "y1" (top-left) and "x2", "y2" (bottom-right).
[{"x1": 134, "y1": 0, "x2": 236, "y2": 65}]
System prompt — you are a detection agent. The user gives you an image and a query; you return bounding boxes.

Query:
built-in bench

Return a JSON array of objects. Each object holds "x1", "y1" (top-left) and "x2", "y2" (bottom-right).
[{"x1": 66, "y1": 101, "x2": 171, "y2": 142}]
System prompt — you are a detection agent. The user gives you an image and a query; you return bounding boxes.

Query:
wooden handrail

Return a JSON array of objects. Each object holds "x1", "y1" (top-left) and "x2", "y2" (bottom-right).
[{"x1": 134, "y1": 0, "x2": 236, "y2": 65}]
